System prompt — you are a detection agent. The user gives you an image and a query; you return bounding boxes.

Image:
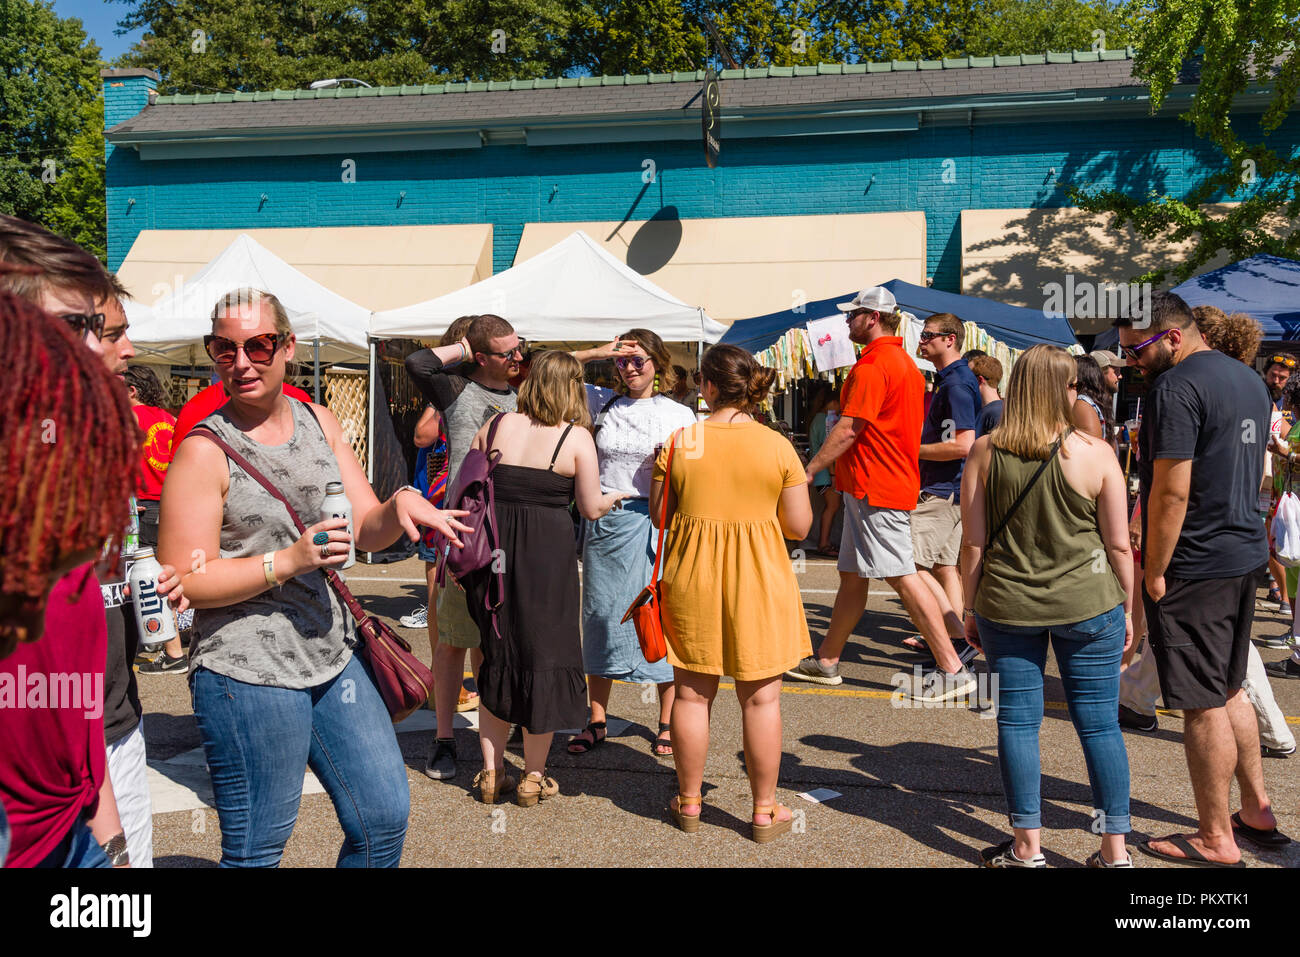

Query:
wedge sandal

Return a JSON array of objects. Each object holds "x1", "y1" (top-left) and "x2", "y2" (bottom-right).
[
  {"x1": 669, "y1": 794, "x2": 702, "y2": 833},
  {"x1": 752, "y1": 803, "x2": 792, "y2": 844},
  {"x1": 515, "y1": 771, "x2": 559, "y2": 808}
]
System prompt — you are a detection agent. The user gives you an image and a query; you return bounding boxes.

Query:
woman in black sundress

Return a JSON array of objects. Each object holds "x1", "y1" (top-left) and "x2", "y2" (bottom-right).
[{"x1": 463, "y1": 351, "x2": 628, "y2": 806}]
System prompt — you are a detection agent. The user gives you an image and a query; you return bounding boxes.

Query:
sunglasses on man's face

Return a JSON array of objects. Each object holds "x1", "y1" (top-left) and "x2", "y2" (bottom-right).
[
  {"x1": 60, "y1": 312, "x2": 106, "y2": 341},
  {"x1": 484, "y1": 339, "x2": 527, "y2": 360},
  {"x1": 615, "y1": 356, "x2": 650, "y2": 372},
  {"x1": 918, "y1": 330, "x2": 952, "y2": 343},
  {"x1": 204, "y1": 332, "x2": 281, "y2": 366},
  {"x1": 1121, "y1": 328, "x2": 1171, "y2": 361}
]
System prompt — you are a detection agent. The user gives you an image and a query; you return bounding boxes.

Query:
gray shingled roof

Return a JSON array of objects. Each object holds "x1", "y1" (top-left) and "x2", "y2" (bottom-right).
[{"x1": 109, "y1": 50, "x2": 1151, "y2": 138}]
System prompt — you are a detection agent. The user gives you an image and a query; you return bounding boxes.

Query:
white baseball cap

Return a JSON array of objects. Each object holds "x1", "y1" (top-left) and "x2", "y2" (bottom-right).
[{"x1": 837, "y1": 287, "x2": 897, "y2": 314}]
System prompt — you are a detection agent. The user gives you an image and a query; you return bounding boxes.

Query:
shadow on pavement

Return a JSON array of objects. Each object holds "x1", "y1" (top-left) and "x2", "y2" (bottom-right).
[{"x1": 792, "y1": 733, "x2": 1199, "y2": 866}]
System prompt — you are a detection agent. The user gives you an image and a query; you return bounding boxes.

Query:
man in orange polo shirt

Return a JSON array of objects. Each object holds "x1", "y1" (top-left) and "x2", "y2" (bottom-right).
[{"x1": 788, "y1": 287, "x2": 977, "y2": 701}]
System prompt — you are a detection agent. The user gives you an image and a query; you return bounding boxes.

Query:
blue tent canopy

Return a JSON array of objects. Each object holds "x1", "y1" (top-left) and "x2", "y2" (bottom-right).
[
  {"x1": 1171, "y1": 254, "x2": 1300, "y2": 340},
  {"x1": 718, "y1": 279, "x2": 1078, "y2": 353}
]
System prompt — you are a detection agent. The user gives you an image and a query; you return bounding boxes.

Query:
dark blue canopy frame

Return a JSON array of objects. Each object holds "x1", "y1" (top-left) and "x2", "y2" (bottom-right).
[
  {"x1": 719, "y1": 279, "x2": 1079, "y2": 353},
  {"x1": 1171, "y1": 254, "x2": 1300, "y2": 340}
]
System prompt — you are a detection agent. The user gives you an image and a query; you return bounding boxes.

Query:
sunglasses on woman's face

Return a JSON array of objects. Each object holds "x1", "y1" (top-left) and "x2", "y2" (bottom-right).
[
  {"x1": 60, "y1": 312, "x2": 106, "y2": 341},
  {"x1": 615, "y1": 356, "x2": 649, "y2": 372},
  {"x1": 204, "y1": 332, "x2": 281, "y2": 366}
]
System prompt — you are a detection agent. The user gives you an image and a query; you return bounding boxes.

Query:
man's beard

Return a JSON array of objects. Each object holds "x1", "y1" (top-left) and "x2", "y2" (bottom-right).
[
  {"x1": 1143, "y1": 344, "x2": 1175, "y2": 379},
  {"x1": 1270, "y1": 384, "x2": 1283, "y2": 401}
]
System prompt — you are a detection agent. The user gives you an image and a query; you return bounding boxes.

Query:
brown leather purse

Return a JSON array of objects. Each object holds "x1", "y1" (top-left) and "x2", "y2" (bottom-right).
[
  {"x1": 190, "y1": 426, "x2": 434, "y2": 723},
  {"x1": 620, "y1": 429, "x2": 681, "y2": 663}
]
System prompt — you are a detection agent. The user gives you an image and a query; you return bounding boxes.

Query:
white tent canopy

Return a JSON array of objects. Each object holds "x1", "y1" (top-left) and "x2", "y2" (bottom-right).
[
  {"x1": 370, "y1": 230, "x2": 726, "y2": 343},
  {"x1": 126, "y1": 233, "x2": 371, "y2": 365}
]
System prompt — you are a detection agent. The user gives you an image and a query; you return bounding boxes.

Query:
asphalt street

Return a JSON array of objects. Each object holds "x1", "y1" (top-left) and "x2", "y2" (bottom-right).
[{"x1": 139, "y1": 555, "x2": 1299, "y2": 868}]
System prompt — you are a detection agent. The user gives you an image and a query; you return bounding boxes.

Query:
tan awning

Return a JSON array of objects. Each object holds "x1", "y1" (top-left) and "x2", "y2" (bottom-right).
[
  {"x1": 959, "y1": 207, "x2": 1257, "y2": 335},
  {"x1": 516, "y1": 212, "x2": 926, "y2": 325},
  {"x1": 115, "y1": 225, "x2": 493, "y2": 313}
]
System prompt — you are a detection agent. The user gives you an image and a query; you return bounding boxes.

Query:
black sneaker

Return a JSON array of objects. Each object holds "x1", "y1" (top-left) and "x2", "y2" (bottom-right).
[
  {"x1": 1264, "y1": 656, "x2": 1300, "y2": 680},
  {"x1": 1118, "y1": 704, "x2": 1158, "y2": 732},
  {"x1": 1262, "y1": 743, "x2": 1296, "y2": 758},
  {"x1": 423, "y1": 737, "x2": 457, "y2": 780},
  {"x1": 138, "y1": 652, "x2": 187, "y2": 674}
]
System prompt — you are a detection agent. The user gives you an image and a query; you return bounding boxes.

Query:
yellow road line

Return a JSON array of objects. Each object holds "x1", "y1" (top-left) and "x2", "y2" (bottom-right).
[{"x1": 473, "y1": 675, "x2": 1300, "y2": 724}]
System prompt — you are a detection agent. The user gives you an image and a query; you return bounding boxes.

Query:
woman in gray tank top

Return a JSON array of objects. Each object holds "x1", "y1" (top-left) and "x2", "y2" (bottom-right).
[
  {"x1": 959, "y1": 345, "x2": 1134, "y2": 869},
  {"x1": 158, "y1": 288, "x2": 470, "y2": 868}
]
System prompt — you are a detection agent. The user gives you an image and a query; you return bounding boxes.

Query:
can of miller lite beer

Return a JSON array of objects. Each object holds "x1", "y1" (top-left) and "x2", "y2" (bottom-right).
[{"x1": 128, "y1": 547, "x2": 179, "y2": 651}]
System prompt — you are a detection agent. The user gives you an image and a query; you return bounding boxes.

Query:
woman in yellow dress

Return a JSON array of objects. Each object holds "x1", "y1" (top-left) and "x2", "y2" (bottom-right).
[{"x1": 650, "y1": 344, "x2": 813, "y2": 843}]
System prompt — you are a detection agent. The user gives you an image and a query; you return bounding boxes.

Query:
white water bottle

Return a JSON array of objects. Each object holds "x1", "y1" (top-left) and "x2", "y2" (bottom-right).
[
  {"x1": 128, "y1": 547, "x2": 179, "y2": 651},
  {"x1": 321, "y1": 481, "x2": 355, "y2": 569}
]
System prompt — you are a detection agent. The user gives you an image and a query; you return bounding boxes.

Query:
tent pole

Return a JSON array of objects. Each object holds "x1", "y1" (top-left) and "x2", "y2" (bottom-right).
[
  {"x1": 365, "y1": 340, "x2": 376, "y2": 563},
  {"x1": 313, "y1": 337, "x2": 321, "y2": 403}
]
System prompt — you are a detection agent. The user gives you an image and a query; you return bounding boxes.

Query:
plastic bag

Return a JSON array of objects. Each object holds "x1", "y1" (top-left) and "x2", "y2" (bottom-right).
[{"x1": 1272, "y1": 492, "x2": 1300, "y2": 567}]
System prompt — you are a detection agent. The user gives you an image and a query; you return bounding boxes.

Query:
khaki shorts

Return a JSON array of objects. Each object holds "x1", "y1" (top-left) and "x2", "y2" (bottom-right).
[
  {"x1": 911, "y1": 492, "x2": 962, "y2": 568},
  {"x1": 838, "y1": 494, "x2": 916, "y2": 580},
  {"x1": 435, "y1": 579, "x2": 481, "y2": 649}
]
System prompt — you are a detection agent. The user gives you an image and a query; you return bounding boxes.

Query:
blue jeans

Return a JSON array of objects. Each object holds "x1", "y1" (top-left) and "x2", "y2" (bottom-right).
[
  {"x1": 976, "y1": 605, "x2": 1131, "y2": 834},
  {"x1": 192, "y1": 654, "x2": 409, "y2": 867},
  {"x1": 32, "y1": 819, "x2": 110, "y2": 868}
]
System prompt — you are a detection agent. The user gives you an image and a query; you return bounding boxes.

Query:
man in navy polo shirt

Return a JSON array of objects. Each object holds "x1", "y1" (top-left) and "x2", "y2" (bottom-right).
[{"x1": 913, "y1": 313, "x2": 982, "y2": 663}]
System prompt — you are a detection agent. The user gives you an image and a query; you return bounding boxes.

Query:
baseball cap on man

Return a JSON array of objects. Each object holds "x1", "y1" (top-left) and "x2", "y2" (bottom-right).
[
  {"x1": 1089, "y1": 350, "x2": 1122, "y2": 369},
  {"x1": 838, "y1": 287, "x2": 897, "y2": 314}
]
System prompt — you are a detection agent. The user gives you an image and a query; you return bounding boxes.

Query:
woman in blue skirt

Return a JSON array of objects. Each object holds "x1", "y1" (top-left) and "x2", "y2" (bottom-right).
[{"x1": 570, "y1": 331, "x2": 696, "y2": 757}]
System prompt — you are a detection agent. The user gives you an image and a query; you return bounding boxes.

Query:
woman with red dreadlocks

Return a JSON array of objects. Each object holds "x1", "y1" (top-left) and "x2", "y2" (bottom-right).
[
  {"x1": 160, "y1": 288, "x2": 471, "y2": 867},
  {"x1": 0, "y1": 286, "x2": 141, "y2": 868}
]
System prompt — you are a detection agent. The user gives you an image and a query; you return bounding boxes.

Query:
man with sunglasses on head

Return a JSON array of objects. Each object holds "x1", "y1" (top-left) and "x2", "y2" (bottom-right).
[
  {"x1": 404, "y1": 314, "x2": 521, "y2": 781},
  {"x1": 1118, "y1": 291, "x2": 1288, "y2": 866},
  {"x1": 1262, "y1": 353, "x2": 1295, "y2": 412}
]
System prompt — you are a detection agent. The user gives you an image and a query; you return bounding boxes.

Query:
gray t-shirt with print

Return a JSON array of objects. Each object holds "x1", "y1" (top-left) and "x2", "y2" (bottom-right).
[{"x1": 188, "y1": 401, "x2": 355, "y2": 689}]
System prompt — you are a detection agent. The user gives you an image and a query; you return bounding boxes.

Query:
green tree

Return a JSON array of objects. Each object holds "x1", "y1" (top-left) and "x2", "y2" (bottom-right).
[
  {"x1": 0, "y1": 0, "x2": 105, "y2": 258},
  {"x1": 110, "y1": 0, "x2": 578, "y2": 91},
  {"x1": 1067, "y1": 0, "x2": 1300, "y2": 282}
]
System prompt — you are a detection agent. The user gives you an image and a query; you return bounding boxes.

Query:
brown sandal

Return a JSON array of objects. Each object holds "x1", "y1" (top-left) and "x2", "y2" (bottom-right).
[
  {"x1": 669, "y1": 794, "x2": 703, "y2": 833},
  {"x1": 515, "y1": 770, "x2": 559, "y2": 807},
  {"x1": 752, "y1": 803, "x2": 792, "y2": 844},
  {"x1": 472, "y1": 766, "x2": 518, "y2": 805}
]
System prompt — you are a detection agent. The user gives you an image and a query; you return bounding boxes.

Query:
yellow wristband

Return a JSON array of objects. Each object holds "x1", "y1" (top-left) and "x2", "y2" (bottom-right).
[{"x1": 263, "y1": 551, "x2": 278, "y2": 586}]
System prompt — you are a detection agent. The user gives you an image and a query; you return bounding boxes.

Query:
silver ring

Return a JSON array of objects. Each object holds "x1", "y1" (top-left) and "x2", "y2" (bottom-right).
[{"x1": 319, "y1": 543, "x2": 330, "y2": 559}]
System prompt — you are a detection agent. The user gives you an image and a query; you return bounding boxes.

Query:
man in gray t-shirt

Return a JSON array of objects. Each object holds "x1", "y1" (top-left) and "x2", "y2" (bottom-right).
[
  {"x1": 404, "y1": 316, "x2": 521, "y2": 491},
  {"x1": 402, "y1": 314, "x2": 522, "y2": 783}
]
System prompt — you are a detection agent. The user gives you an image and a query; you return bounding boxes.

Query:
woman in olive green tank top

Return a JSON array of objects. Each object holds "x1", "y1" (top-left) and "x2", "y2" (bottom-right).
[{"x1": 959, "y1": 345, "x2": 1135, "y2": 868}]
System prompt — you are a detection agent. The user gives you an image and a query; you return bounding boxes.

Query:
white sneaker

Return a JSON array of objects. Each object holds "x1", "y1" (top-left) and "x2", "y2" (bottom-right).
[
  {"x1": 909, "y1": 667, "x2": 978, "y2": 702},
  {"x1": 399, "y1": 604, "x2": 428, "y2": 629}
]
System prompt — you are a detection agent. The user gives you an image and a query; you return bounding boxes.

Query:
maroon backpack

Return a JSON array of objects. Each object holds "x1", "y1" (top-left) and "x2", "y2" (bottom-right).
[{"x1": 435, "y1": 413, "x2": 505, "y2": 636}]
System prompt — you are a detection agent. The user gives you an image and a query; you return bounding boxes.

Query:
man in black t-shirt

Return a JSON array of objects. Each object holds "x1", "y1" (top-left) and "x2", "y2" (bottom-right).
[{"x1": 1118, "y1": 292, "x2": 1287, "y2": 867}]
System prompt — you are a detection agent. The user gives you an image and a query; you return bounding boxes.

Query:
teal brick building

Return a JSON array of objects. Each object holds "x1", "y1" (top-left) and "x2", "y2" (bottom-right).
[{"x1": 101, "y1": 54, "x2": 1298, "y2": 334}]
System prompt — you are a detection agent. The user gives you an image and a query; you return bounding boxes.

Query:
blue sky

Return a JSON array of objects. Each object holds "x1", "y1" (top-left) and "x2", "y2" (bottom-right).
[{"x1": 52, "y1": 0, "x2": 144, "y2": 61}]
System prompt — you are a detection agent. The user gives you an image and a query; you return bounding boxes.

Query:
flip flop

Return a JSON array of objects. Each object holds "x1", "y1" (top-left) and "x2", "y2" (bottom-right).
[
  {"x1": 1231, "y1": 812, "x2": 1292, "y2": 848},
  {"x1": 1137, "y1": 834, "x2": 1245, "y2": 868},
  {"x1": 652, "y1": 721, "x2": 673, "y2": 758},
  {"x1": 901, "y1": 635, "x2": 930, "y2": 654}
]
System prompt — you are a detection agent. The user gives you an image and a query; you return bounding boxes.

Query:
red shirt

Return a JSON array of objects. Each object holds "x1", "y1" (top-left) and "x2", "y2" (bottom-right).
[
  {"x1": 0, "y1": 564, "x2": 107, "y2": 867},
  {"x1": 172, "y1": 381, "x2": 312, "y2": 448},
  {"x1": 835, "y1": 336, "x2": 925, "y2": 510},
  {"x1": 132, "y1": 405, "x2": 177, "y2": 501}
]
